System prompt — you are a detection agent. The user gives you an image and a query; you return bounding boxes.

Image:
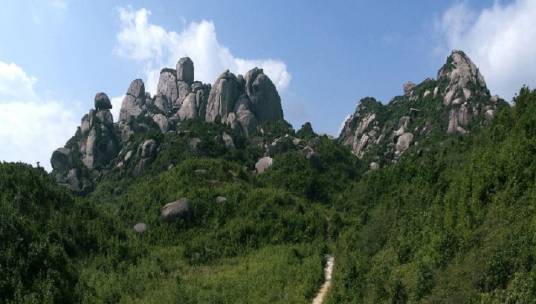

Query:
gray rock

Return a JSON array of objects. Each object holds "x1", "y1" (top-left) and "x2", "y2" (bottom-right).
[
  {"x1": 245, "y1": 68, "x2": 283, "y2": 122},
  {"x1": 67, "y1": 168, "x2": 81, "y2": 192},
  {"x1": 127, "y1": 79, "x2": 145, "y2": 98},
  {"x1": 80, "y1": 114, "x2": 91, "y2": 134},
  {"x1": 369, "y1": 162, "x2": 380, "y2": 170},
  {"x1": 177, "y1": 81, "x2": 191, "y2": 106},
  {"x1": 154, "y1": 95, "x2": 171, "y2": 114},
  {"x1": 222, "y1": 132, "x2": 235, "y2": 149},
  {"x1": 255, "y1": 156, "x2": 273, "y2": 174},
  {"x1": 119, "y1": 94, "x2": 144, "y2": 122},
  {"x1": 215, "y1": 196, "x2": 227, "y2": 204},
  {"x1": 303, "y1": 146, "x2": 316, "y2": 159},
  {"x1": 161, "y1": 198, "x2": 191, "y2": 222},
  {"x1": 206, "y1": 70, "x2": 238, "y2": 122},
  {"x1": 139, "y1": 139, "x2": 157, "y2": 158},
  {"x1": 51, "y1": 148, "x2": 71, "y2": 173},
  {"x1": 176, "y1": 57, "x2": 194, "y2": 84},
  {"x1": 94, "y1": 92, "x2": 112, "y2": 110},
  {"x1": 189, "y1": 138, "x2": 202, "y2": 150},
  {"x1": 96, "y1": 109, "x2": 113, "y2": 127},
  {"x1": 178, "y1": 93, "x2": 198, "y2": 120},
  {"x1": 234, "y1": 95, "x2": 258, "y2": 136},
  {"x1": 403, "y1": 82, "x2": 416, "y2": 96},
  {"x1": 157, "y1": 68, "x2": 179, "y2": 108},
  {"x1": 133, "y1": 223, "x2": 147, "y2": 234},
  {"x1": 152, "y1": 114, "x2": 169, "y2": 133},
  {"x1": 396, "y1": 132, "x2": 414, "y2": 153}
]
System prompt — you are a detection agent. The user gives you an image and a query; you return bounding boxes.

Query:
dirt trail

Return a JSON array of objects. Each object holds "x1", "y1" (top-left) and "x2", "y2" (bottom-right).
[{"x1": 312, "y1": 255, "x2": 334, "y2": 304}]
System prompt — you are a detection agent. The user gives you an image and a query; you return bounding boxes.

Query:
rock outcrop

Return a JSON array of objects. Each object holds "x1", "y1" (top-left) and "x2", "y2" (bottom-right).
[
  {"x1": 161, "y1": 198, "x2": 191, "y2": 222},
  {"x1": 339, "y1": 50, "x2": 506, "y2": 163},
  {"x1": 51, "y1": 56, "x2": 287, "y2": 193}
]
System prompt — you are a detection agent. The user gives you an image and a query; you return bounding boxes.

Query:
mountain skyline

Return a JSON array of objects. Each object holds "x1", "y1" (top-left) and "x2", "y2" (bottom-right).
[{"x1": 2, "y1": 0, "x2": 536, "y2": 170}]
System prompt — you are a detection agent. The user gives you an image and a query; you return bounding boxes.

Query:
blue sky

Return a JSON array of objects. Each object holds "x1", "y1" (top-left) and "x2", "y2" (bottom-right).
[{"x1": 1, "y1": 0, "x2": 535, "y2": 169}]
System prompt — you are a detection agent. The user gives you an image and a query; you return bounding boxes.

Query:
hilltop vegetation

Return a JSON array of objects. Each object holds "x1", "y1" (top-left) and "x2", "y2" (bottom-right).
[{"x1": 3, "y1": 52, "x2": 536, "y2": 303}]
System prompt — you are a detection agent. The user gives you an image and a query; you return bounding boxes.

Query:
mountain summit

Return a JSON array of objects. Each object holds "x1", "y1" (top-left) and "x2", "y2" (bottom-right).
[
  {"x1": 338, "y1": 50, "x2": 507, "y2": 168},
  {"x1": 50, "y1": 57, "x2": 285, "y2": 193}
]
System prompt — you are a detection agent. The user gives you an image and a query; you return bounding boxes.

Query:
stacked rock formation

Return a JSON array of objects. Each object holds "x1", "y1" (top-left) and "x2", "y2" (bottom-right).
[
  {"x1": 339, "y1": 50, "x2": 505, "y2": 165},
  {"x1": 50, "y1": 57, "x2": 285, "y2": 193}
]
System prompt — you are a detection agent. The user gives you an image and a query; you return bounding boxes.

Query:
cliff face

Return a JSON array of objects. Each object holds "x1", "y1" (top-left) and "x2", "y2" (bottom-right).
[
  {"x1": 338, "y1": 50, "x2": 507, "y2": 168},
  {"x1": 50, "y1": 57, "x2": 285, "y2": 193}
]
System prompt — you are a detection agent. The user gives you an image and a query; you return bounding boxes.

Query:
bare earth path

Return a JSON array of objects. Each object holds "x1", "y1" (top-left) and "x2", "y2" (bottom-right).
[{"x1": 312, "y1": 255, "x2": 334, "y2": 304}]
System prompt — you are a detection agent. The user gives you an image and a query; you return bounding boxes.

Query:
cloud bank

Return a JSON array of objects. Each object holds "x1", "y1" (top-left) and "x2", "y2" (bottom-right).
[
  {"x1": 114, "y1": 7, "x2": 291, "y2": 94},
  {"x1": 0, "y1": 61, "x2": 77, "y2": 171},
  {"x1": 437, "y1": 0, "x2": 536, "y2": 100}
]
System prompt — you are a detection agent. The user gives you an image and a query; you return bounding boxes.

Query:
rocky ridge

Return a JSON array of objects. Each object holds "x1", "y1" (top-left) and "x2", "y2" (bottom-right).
[
  {"x1": 50, "y1": 57, "x2": 285, "y2": 193},
  {"x1": 339, "y1": 50, "x2": 507, "y2": 167}
]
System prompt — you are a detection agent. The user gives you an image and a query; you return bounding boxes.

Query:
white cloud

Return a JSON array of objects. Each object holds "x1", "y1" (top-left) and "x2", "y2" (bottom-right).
[
  {"x1": 0, "y1": 61, "x2": 77, "y2": 171},
  {"x1": 50, "y1": 0, "x2": 68, "y2": 11},
  {"x1": 437, "y1": 0, "x2": 536, "y2": 100},
  {"x1": 110, "y1": 95, "x2": 124, "y2": 121},
  {"x1": 114, "y1": 6, "x2": 291, "y2": 94}
]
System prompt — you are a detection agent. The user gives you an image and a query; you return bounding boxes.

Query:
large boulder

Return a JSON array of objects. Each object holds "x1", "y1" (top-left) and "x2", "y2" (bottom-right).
[
  {"x1": 82, "y1": 126, "x2": 118, "y2": 170},
  {"x1": 51, "y1": 148, "x2": 72, "y2": 173},
  {"x1": 177, "y1": 93, "x2": 198, "y2": 120},
  {"x1": 176, "y1": 57, "x2": 194, "y2": 84},
  {"x1": 119, "y1": 79, "x2": 147, "y2": 123},
  {"x1": 161, "y1": 198, "x2": 191, "y2": 222},
  {"x1": 157, "y1": 68, "x2": 180, "y2": 108},
  {"x1": 255, "y1": 156, "x2": 273, "y2": 174},
  {"x1": 152, "y1": 114, "x2": 169, "y2": 133},
  {"x1": 245, "y1": 68, "x2": 283, "y2": 122},
  {"x1": 96, "y1": 109, "x2": 113, "y2": 127},
  {"x1": 127, "y1": 79, "x2": 145, "y2": 98},
  {"x1": 396, "y1": 132, "x2": 414, "y2": 153},
  {"x1": 139, "y1": 139, "x2": 157, "y2": 159},
  {"x1": 205, "y1": 70, "x2": 239, "y2": 122},
  {"x1": 233, "y1": 95, "x2": 258, "y2": 136},
  {"x1": 94, "y1": 92, "x2": 112, "y2": 111},
  {"x1": 133, "y1": 223, "x2": 147, "y2": 234}
]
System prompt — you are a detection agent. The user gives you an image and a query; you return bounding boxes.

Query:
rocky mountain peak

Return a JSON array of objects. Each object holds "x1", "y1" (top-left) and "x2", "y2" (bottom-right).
[
  {"x1": 338, "y1": 50, "x2": 506, "y2": 165},
  {"x1": 50, "y1": 57, "x2": 286, "y2": 193},
  {"x1": 438, "y1": 50, "x2": 487, "y2": 106}
]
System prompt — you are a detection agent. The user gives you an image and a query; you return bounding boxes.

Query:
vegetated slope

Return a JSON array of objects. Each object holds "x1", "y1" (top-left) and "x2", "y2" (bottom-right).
[
  {"x1": 328, "y1": 87, "x2": 536, "y2": 303},
  {"x1": 5, "y1": 49, "x2": 536, "y2": 303}
]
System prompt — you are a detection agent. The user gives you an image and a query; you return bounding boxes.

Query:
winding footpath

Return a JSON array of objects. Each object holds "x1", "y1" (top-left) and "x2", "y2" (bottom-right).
[{"x1": 312, "y1": 255, "x2": 335, "y2": 304}]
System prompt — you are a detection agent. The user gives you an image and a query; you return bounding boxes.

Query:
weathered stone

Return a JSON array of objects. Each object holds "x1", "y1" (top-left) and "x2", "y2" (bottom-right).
[
  {"x1": 189, "y1": 138, "x2": 202, "y2": 150},
  {"x1": 234, "y1": 95, "x2": 258, "y2": 136},
  {"x1": 255, "y1": 156, "x2": 273, "y2": 174},
  {"x1": 133, "y1": 223, "x2": 147, "y2": 234},
  {"x1": 403, "y1": 82, "x2": 416, "y2": 96},
  {"x1": 51, "y1": 148, "x2": 71, "y2": 172},
  {"x1": 67, "y1": 168, "x2": 81, "y2": 192},
  {"x1": 119, "y1": 95, "x2": 143, "y2": 122},
  {"x1": 369, "y1": 162, "x2": 380, "y2": 170},
  {"x1": 157, "y1": 68, "x2": 179, "y2": 107},
  {"x1": 177, "y1": 81, "x2": 191, "y2": 106},
  {"x1": 94, "y1": 92, "x2": 112, "y2": 110},
  {"x1": 176, "y1": 57, "x2": 194, "y2": 84},
  {"x1": 215, "y1": 196, "x2": 227, "y2": 204},
  {"x1": 245, "y1": 68, "x2": 283, "y2": 122},
  {"x1": 154, "y1": 95, "x2": 171, "y2": 114},
  {"x1": 178, "y1": 93, "x2": 198, "y2": 120},
  {"x1": 152, "y1": 114, "x2": 169, "y2": 133},
  {"x1": 222, "y1": 132, "x2": 235, "y2": 149},
  {"x1": 206, "y1": 70, "x2": 238, "y2": 122},
  {"x1": 96, "y1": 109, "x2": 113, "y2": 127},
  {"x1": 396, "y1": 133, "x2": 414, "y2": 153},
  {"x1": 127, "y1": 79, "x2": 145, "y2": 98},
  {"x1": 161, "y1": 198, "x2": 191, "y2": 222},
  {"x1": 139, "y1": 139, "x2": 157, "y2": 158}
]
